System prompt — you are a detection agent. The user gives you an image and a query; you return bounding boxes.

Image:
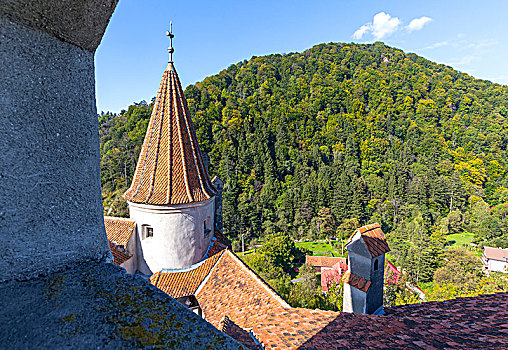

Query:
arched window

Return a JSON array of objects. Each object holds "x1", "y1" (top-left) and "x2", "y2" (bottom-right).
[{"x1": 374, "y1": 259, "x2": 379, "y2": 271}]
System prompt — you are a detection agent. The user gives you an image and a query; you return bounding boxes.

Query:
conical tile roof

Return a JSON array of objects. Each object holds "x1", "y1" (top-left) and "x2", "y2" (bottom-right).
[{"x1": 123, "y1": 63, "x2": 216, "y2": 205}]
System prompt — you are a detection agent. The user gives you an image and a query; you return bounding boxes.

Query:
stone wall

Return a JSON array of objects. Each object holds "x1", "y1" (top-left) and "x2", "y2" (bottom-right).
[{"x1": 0, "y1": 1, "x2": 117, "y2": 281}]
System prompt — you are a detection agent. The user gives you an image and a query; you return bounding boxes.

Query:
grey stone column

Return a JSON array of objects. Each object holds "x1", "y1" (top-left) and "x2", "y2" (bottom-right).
[{"x1": 0, "y1": 0, "x2": 118, "y2": 281}]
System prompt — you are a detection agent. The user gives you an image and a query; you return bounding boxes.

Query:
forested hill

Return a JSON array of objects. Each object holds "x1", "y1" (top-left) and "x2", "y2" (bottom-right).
[{"x1": 100, "y1": 42, "x2": 508, "y2": 281}]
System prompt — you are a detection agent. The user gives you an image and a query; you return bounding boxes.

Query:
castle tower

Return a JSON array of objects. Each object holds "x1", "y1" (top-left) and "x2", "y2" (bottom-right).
[
  {"x1": 123, "y1": 24, "x2": 217, "y2": 273},
  {"x1": 342, "y1": 223, "x2": 390, "y2": 315}
]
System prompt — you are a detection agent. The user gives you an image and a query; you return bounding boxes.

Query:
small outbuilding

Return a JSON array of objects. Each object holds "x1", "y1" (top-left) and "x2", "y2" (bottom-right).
[{"x1": 482, "y1": 246, "x2": 508, "y2": 273}]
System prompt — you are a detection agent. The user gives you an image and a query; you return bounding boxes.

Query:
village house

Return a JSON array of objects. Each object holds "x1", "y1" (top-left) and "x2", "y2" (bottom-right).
[{"x1": 482, "y1": 246, "x2": 508, "y2": 273}]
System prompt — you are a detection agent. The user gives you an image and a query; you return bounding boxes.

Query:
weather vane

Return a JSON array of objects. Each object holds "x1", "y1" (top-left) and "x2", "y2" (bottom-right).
[{"x1": 166, "y1": 21, "x2": 174, "y2": 63}]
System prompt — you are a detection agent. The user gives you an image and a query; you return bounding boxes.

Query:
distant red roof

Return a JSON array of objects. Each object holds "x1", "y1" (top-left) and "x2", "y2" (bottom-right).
[
  {"x1": 341, "y1": 271, "x2": 371, "y2": 293},
  {"x1": 483, "y1": 246, "x2": 508, "y2": 261},
  {"x1": 321, "y1": 260, "x2": 348, "y2": 292},
  {"x1": 306, "y1": 256, "x2": 346, "y2": 268}
]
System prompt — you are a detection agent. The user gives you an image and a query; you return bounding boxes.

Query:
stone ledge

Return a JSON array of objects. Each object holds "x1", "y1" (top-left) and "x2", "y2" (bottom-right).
[
  {"x1": 0, "y1": 262, "x2": 243, "y2": 349},
  {"x1": 0, "y1": 0, "x2": 118, "y2": 52}
]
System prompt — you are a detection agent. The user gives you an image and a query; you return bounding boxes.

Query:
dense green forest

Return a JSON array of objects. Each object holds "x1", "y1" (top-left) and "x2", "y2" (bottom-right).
[{"x1": 100, "y1": 42, "x2": 508, "y2": 286}]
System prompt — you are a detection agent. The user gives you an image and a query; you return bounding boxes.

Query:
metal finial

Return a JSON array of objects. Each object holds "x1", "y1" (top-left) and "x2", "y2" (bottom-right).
[{"x1": 166, "y1": 21, "x2": 174, "y2": 63}]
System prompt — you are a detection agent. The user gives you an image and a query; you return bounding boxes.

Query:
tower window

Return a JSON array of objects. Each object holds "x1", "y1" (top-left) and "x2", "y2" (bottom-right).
[
  {"x1": 204, "y1": 217, "x2": 211, "y2": 237},
  {"x1": 142, "y1": 225, "x2": 153, "y2": 239},
  {"x1": 374, "y1": 259, "x2": 379, "y2": 271}
]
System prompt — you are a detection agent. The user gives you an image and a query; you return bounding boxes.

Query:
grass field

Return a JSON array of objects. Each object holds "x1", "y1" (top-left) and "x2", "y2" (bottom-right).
[
  {"x1": 445, "y1": 232, "x2": 475, "y2": 248},
  {"x1": 295, "y1": 240, "x2": 344, "y2": 256}
]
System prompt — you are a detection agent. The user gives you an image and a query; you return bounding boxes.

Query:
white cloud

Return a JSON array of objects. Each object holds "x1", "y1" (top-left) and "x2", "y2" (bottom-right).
[
  {"x1": 465, "y1": 39, "x2": 498, "y2": 49},
  {"x1": 371, "y1": 12, "x2": 401, "y2": 39},
  {"x1": 423, "y1": 41, "x2": 449, "y2": 50},
  {"x1": 352, "y1": 12, "x2": 432, "y2": 40},
  {"x1": 352, "y1": 25, "x2": 371, "y2": 40},
  {"x1": 406, "y1": 16, "x2": 432, "y2": 32}
]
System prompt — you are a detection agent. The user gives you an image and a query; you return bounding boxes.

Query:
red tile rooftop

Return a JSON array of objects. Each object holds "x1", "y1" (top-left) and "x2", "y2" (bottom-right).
[
  {"x1": 197, "y1": 250, "x2": 290, "y2": 329},
  {"x1": 229, "y1": 292, "x2": 508, "y2": 349},
  {"x1": 305, "y1": 256, "x2": 346, "y2": 268},
  {"x1": 108, "y1": 241, "x2": 132, "y2": 265},
  {"x1": 297, "y1": 292, "x2": 508, "y2": 350},
  {"x1": 249, "y1": 307, "x2": 339, "y2": 349},
  {"x1": 150, "y1": 251, "x2": 224, "y2": 299},
  {"x1": 347, "y1": 223, "x2": 390, "y2": 258},
  {"x1": 483, "y1": 246, "x2": 508, "y2": 261},
  {"x1": 341, "y1": 270, "x2": 371, "y2": 292},
  {"x1": 104, "y1": 216, "x2": 135, "y2": 247},
  {"x1": 123, "y1": 63, "x2": 216, "y2": 206}
]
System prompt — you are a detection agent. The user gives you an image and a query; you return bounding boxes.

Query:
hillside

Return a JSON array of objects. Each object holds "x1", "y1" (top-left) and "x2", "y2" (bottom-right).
[{"x1": 99, "y1": 42, "x2": 508, "y2": 283}]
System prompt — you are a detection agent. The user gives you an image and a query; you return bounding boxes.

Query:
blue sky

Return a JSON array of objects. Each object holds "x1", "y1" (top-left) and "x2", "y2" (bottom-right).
[{"x1": 95, "y1": 0, "x2": 508, "y2": 113}]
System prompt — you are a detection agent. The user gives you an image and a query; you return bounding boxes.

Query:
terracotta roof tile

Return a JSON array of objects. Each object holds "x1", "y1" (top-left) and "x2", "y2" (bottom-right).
[
  {"x1": 227, "y1": 292, "x2": 508, "y2": 349},
  {"x1": 298, "y1": 292, "x2": 508, "y2": 349},
  {"x1": 249, "y1": 307, "x2": 338, "y2": 349},
  {"x1": 306, "y1": 256, "x2": 346, "y2": 268},
  {"x1": 150, "y1": 251, "x2": 224, "y2": 299},
  {"x1": 214, "y1": 227, "x2": 232, "y2": 249},
  {"x1": 341, "y1": 271, "x2": 371, "y2": 292},
  {"x1": 108, "y1": 241, "x2": 132, "y2": 265},
  {"x1": 104, "y1": 216, "x2": 136, "y2": 247},
  {"x1": 206, "y1": 239, "x2": 227, "y2": 258},
  {"x1": 123, "y1": 63, "x2": 216, "y2": 205},
  {"x1": 347, "y1": 223, "x2": 390, "y2": 258},
  {"x1": 220, "y1": 316, "x2": 263, "y2": 350},
  {"x1": 197, "y1": 250, "x2": 289, "y2": 329}
]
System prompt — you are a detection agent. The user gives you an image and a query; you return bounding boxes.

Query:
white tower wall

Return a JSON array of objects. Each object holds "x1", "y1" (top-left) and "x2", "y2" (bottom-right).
[{"x1": 128, "y1": 197, "x2": 215, "y2": 273}]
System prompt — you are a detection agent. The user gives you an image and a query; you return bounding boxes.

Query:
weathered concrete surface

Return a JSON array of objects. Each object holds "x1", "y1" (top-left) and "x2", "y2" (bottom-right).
[
  {"x1": 0, "y1": 16, "x2": 111, "y2": 281},
  {"x1": 0, "y1": 262, "x2": 243, "y2": 349},
  {"x1": 0, "y1": 0, "x2": 118, "y2": 52}
]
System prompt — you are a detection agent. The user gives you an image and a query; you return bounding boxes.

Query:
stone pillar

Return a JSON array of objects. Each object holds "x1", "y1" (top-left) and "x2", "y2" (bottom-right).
[{"x1": 0, "y1": 0, "x2": 118, "y2": 281}]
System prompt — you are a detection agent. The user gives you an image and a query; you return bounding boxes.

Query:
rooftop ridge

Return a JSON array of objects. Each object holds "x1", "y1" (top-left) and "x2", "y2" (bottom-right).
[
  {"x1": 346, "y1": 222, "x2": 390, "y2": 258},
  {"x1": 226, "y1": 250, "x2": 291, "y2": 308},
  {"x1": 103, "y1": 216, "x2": 135, "y2": 222},
  {"x1": 194, "y1": 250, "x2": 227, "y2": 296}
]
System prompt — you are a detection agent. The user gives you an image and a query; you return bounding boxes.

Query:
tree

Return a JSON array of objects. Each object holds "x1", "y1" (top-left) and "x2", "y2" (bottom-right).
[
  {"x1": 433, "y1": 249, "x2": 482, "y2": 291},
  {"x1": 314, "y1": 207, "x2": 335, "y2": 239}
]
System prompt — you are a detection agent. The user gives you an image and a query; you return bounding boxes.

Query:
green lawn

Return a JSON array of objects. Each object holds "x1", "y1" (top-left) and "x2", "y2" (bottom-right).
[
  {"x1": 445, "y1": 232, "x2": 475, "y2": 248},
  {"x1": 295, "y1": 240, "x2": 344, "y2": 257}
]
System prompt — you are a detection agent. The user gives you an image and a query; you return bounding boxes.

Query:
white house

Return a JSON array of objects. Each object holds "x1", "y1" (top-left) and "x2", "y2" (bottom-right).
[{"x1": 482, "y1": 246, "x2": 508, "y2": 273}]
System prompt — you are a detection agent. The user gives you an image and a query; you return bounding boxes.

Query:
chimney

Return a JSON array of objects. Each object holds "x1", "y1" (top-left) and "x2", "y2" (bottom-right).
[{"x1": 342, "y1": 223, "x2": 390, "y2": 315}]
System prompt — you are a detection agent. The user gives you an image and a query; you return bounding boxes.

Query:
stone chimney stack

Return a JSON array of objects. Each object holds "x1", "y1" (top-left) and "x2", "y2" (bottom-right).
[{"x1": 342, "y1": 223, "x2": 390, "y2": 315}]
